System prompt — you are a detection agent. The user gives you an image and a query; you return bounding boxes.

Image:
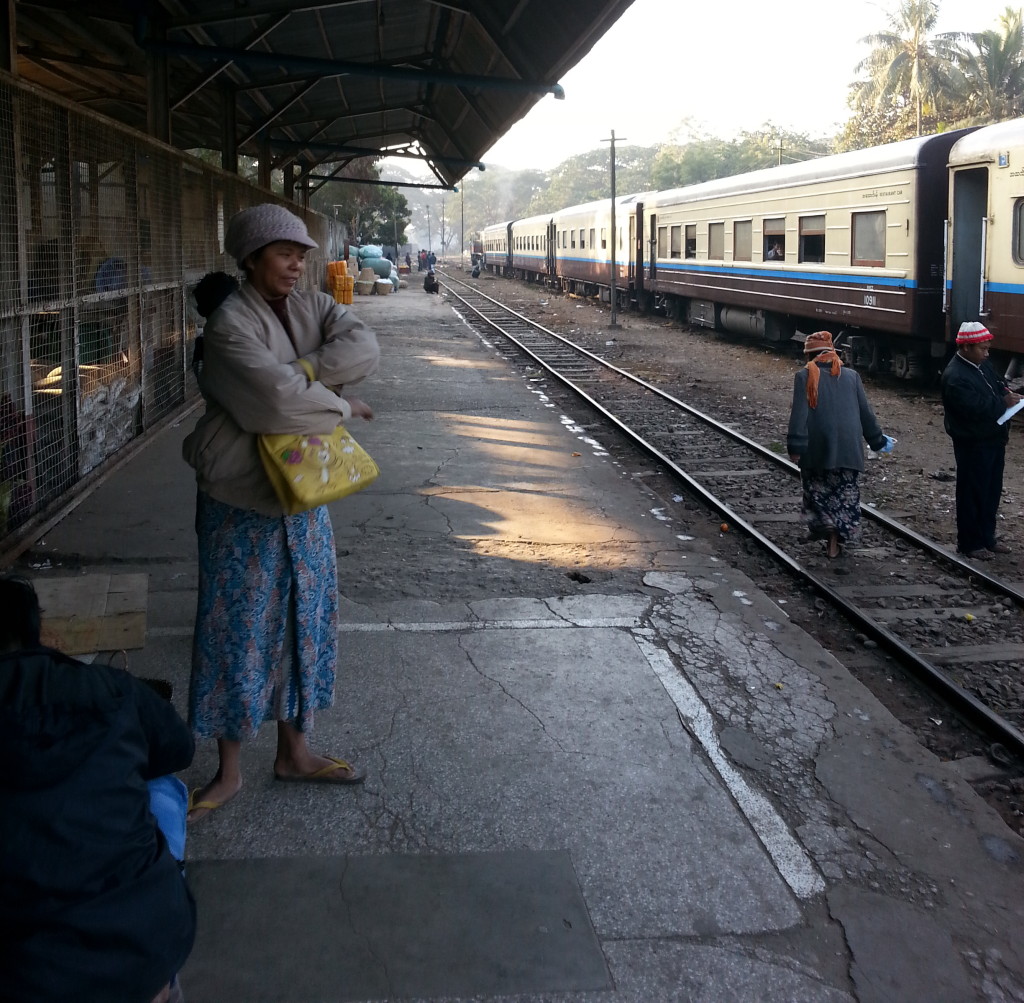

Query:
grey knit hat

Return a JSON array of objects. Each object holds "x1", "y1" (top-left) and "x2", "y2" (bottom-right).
[{"x1": 224, "y1": 204, "x2": 318, "y2": 268}]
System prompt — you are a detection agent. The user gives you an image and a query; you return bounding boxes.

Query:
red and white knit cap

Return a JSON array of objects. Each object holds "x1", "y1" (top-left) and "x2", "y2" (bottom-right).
[{"x1": 956, "y1": 321, "x2": 993, "y2": 344}]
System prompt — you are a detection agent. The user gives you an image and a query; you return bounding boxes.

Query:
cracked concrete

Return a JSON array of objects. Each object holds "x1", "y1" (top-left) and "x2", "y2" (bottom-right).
[{"x1": 19, "y1": 291, "x2": 1024, "y2": 1001}]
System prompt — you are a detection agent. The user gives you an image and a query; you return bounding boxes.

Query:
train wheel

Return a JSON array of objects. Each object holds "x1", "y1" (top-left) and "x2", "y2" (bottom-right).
[{"x1": 892, "y1": 351, "x2": 910, "y2": 379}]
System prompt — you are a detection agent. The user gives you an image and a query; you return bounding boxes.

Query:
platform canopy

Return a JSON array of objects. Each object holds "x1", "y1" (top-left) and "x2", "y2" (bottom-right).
[{"x1": 13, "y1": 0, "x2": 635, "y2": 186}]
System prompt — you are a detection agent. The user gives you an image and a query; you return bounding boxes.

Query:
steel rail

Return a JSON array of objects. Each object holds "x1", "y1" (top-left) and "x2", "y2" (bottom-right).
[{"x1": 442, "y1": 274, "x2": 1024, "y2": 757}]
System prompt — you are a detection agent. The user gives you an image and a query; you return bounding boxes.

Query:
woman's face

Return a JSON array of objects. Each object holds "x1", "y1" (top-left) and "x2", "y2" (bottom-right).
[{"x1": 245, "y1": 241, "x2": 307, "y2": 298}]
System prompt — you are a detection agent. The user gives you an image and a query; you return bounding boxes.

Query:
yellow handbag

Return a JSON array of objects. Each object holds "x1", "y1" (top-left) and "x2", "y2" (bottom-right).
[{"x1": 258, "y1": 360, "x2": 379, "y2": 515}]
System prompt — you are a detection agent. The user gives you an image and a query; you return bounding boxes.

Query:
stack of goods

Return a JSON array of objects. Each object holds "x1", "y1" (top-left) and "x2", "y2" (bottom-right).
[
  {"x1": 326, "y1": 260, "x2": 354, "y2": 304},
  {"x1": 354, "y1": 244, "x2": 400, "y2": 294},
  {"x1": 354, "y1": 266, "x2": 377, "y2": 296}
]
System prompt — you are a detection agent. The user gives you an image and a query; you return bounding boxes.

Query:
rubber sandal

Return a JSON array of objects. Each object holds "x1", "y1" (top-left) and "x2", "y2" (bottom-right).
[{"x1": 274, "y1": 756, "x2": 366, "y2": 785}]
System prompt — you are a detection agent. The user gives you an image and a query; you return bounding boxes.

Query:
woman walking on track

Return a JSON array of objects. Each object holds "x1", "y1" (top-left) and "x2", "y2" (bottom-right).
[
  {"x1": 182, "y1": 204, "x2": 380, "y2": 822},
  {"x1": 787, "y1": 331, "x2": 895, "y2": 560}
]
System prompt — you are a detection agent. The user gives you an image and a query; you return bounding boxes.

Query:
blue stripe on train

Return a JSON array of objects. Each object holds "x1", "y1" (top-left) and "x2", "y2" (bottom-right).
[{"x1": 547, "y1": 257, "x2": 918, "y2": 288}]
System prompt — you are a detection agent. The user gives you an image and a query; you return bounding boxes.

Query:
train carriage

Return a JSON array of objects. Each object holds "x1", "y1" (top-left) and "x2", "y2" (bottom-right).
[
  {"x1": 481, "y1": 220, "x2": 512, "y2": 276},
  {"x1": 640, "y1": 130, "x2": 973, "y2": 378},
  {"x1": 509, "y1": 212, "x2": 555, "y2": 282},
  {"x1": 553, "y1": 199, "x2": 611, "y2": 296},
  {"x1": 553, "y1": 193, "x2": 653, "y2": 304},
  {"x1": 946, "y1": 119, "x2": 1024, "y2": 364}
]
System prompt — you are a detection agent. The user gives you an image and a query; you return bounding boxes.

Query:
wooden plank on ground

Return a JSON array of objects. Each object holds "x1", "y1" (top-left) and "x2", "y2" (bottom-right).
[
  {"x1": 920, "y1": 643, "x2": 1024, "y2": 665},
  {"x1": 36, "y1": 573, "x2": 148, "y2": 654}
]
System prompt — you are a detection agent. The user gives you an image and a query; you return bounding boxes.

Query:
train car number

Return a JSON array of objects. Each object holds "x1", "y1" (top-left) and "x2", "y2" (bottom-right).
[{"x1": 863, "y1": 293, "x2": 877, "y2": 307}]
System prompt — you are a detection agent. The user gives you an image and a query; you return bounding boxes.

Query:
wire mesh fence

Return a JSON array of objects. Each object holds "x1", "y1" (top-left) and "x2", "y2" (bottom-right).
[{"x1": 0, "y1": 74, "x2": 332, "y2": 550}]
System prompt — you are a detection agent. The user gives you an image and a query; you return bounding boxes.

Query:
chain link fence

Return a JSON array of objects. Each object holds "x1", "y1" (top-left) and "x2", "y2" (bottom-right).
[{"x1": 0, "y1": 73, "x2": 332, "y2": 551}]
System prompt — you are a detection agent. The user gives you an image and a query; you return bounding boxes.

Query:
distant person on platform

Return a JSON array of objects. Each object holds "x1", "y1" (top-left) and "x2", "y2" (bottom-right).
[
  {"x1": 423, "y1": 270, "x2": 439, "y2": 294},
  {"x1": 940, "y1": 321, "x2": 1021, "y2": 560},
  {"x1": 428, "y1": 251, "x2": 437, "y2": 268},
  {"x1": 405, "y1": 253, "x2": 412, "y2": 269}
]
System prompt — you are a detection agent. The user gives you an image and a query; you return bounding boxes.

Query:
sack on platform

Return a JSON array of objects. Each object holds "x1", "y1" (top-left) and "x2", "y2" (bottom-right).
[{"x1": 258, "y1": 426, "x2": 379, "y2": 515}]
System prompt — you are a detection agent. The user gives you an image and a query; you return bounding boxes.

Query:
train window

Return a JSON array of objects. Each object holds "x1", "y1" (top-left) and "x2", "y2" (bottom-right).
[
  {"x1": 669, "y1": 226, "x2": 681, "y2": 258},
  {"x1": 590, "y1": 228, "x2": 596, "y2": 250},
  {"x1": 799, "y1": 215, "x2": 825, "y2": 263},
  {"x1": 734, "y1": 220, "x2": 752, "y2": 261},
  {"x1": 601, "y1": 227, "x2": 607, "y2": 250},
  {"x1": 708, "y1": 222, "x2": 725, "y2": 260},
  {"x1": 571, "y1": 230, "x2": 576, "y2": 249},
  {"x1": 764, "y1": 217, "x2": 785, "y2": 260},
  {"x1": 657, "y1": 226, "x2": 668, "y2": 258},
  {"x1": 685, "y1": 225, "x2": 696, "y2": 258},
  {"x1": 580, "y1": 230, "x2": 586, "y2": 249}
]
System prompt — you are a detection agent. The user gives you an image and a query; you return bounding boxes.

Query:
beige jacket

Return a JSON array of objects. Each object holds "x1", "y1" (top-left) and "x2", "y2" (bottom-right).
[{"x1": 183, "y1": 282, "x2": 380, "y2": 515}]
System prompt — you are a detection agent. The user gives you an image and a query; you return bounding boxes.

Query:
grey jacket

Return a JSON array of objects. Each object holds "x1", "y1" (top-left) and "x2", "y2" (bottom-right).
[
  {"x1": 787, "y1": 363, "x2": 887, "y2": 472},
  {"x1": 183, "y1": 282, "x2": 380, "y2": 515}
]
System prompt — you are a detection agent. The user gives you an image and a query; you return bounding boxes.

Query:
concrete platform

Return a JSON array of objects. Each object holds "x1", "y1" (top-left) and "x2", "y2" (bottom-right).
[{"x1": 19, "y1": 284, "x2": 1024, "y2": 1001}]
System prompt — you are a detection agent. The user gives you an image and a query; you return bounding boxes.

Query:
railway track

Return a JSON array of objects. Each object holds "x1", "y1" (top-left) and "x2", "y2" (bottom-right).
[{"x1": 440, "y1": 271, "x2": 1024, "y2": 759}]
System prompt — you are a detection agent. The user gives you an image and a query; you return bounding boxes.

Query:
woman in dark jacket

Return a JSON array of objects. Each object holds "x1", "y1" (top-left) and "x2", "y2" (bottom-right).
[
  {"x1": 0, "y1": 575, "x2": 196, "y2": 1003},
  {"x1": 787, "y1": 331, "x2": 894, "y2": 559}
]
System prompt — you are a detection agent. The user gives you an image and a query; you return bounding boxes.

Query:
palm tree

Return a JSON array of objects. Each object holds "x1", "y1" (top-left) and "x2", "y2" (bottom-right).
[
  {"x1": 948, "y1": 7, "x2": 1024, "y2": 123},
  {"x1": 854, "y1": 0, "x2": 960, "y2": 136}
]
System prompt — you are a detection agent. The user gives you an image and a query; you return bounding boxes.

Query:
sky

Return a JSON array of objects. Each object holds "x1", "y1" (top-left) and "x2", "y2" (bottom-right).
[{"x1": 475, "y1": 0, "x2": 1019, "y2": 171}]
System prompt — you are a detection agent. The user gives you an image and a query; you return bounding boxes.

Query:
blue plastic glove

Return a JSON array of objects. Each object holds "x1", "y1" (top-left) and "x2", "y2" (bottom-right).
[{"x1": 878, "y1": 435, "x2": 896, "y2": 454}]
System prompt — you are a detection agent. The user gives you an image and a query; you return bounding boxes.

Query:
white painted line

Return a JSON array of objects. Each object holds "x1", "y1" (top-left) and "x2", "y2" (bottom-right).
[
  {"x1": 147, "y1": 616, "x2": 642, "y2": 639},
  {"x1": 634, "y1": 635, "x2": 825, "y2": 900}
]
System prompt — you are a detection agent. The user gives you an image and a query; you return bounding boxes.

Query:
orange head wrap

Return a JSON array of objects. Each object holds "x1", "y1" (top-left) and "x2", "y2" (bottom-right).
[{"x1": 803, "y1": 331, "x2": 842, "y2": 408}]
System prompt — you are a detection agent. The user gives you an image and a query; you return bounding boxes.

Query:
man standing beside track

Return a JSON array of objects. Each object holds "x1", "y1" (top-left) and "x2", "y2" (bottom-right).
[{"x1": 941, "y1": 321, "x2": 1021, "y2": 560}]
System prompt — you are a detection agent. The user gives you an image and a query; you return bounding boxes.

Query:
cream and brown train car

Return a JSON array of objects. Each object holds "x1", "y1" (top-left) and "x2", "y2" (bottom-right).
[
  {"x1": 552, "y1": 193, "x2": 654, "y2": 299},
  {"x1": 638, "y1": 130, "x2": 973, "y2": 378},
  {"x1": 508, "y1": 212, "x2": 555, "y2": 282},
  {"x1": 481, "y1": 220, "x2": 511, "y2": 275},
  {"x1": 946, "y1": 118, "x2": 1024, "y2": 369}
]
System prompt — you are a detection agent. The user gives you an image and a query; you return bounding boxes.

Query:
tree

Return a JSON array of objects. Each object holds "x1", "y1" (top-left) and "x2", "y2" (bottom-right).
[
  {"x1": 650, "y1": 127, "x2": 831, "y2": 189},
  {"x1": 527, "y1": 146, "x2": 658, "y2": 213},
  {"x1": 308, "y1": 161, "x2": 410, "y2": 249},
  {"x1": 852, "y1": 0, "x2": 960, "y2": 137},
  {"x1": 947, "y1": 6, "x2": 1024, "y2": 123}
]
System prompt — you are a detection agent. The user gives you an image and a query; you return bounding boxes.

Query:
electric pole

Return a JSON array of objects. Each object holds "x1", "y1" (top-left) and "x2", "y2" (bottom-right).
[{"x1": 602, "y1": 129, "x2": 625, "y2": 329}]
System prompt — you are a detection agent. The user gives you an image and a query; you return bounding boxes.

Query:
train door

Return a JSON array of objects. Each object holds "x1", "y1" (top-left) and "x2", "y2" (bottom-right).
[
  {"x1": 547, "y1": 219, "x2": 556, "y2": 278},
  {"x1": 647, "y1": 213, "x2": 656, "y2": 281},
  {"x1": 948, "y1": 167, "x2": 989, "y2": 336},
  {"x1": 504, "y1": 221, "x2": 514, "y2": 276}
]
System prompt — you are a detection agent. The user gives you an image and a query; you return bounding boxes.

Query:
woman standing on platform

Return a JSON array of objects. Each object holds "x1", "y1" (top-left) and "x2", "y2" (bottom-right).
[
  {"x1": 787, "y1": 331, "x2": 894, "y2": 559},
  {"x1": 182, "y1": 204, "x2": 379, "y2": 822}
]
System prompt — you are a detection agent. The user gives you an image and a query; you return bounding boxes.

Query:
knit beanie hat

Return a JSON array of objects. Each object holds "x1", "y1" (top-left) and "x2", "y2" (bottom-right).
[
  {"x1": 956, "y1": 321, "x2": 993, "y2": 345},
  {"x1": 802, "y1": 331, "x2": 842, "y2": 408},
  {"x1": 803, "y1": 330, "x2": 834, "y2": 354},
  {"x1": 224, "y1": 204, "x2": 318, "y2": 268}
]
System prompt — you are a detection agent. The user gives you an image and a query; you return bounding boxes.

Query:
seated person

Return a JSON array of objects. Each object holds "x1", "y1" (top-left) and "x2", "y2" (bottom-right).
[
  {"x1": 424, "y1": 270, "x2": 439, "y2": 294},
  {"x1": 766, "y1": 241, "x2": 784, "y2": 260},
  {"x1": 0, "y1": 575, "x2": 196, "y2": 1003}
]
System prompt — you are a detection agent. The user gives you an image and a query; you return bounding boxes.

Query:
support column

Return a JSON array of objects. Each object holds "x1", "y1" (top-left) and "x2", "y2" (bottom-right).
[
  {"x1": 146, "y1": 19, "x2": 170, "y2": 143},
  {"x1": 220, "y1": 83, "x2": 237, "y2": 174},
  {"x1": 258, "y1": 133, "x2": 272, "y2": 190},
  {"x1": 0, "y1": 0, "x2": 17, "y2": 74}
]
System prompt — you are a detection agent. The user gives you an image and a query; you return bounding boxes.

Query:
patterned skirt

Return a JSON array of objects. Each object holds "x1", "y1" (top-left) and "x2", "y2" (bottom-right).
[
  {"x1": 189, "y1": 493, "x2": 338, "y2": 742},
  {"x1": 800, "y1": 468, "x2": 862, "y2": 544}
]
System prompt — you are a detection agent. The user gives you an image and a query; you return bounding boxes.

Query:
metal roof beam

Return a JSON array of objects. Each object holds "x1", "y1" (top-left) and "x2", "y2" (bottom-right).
[
  {"x1": 307, "y1": 173, "x2": 456, "y2": 192},
  {"x1": 170, "y1": 13, "x2": 289, "y2": 111},
  {"x1": 237, "y1": 79, "x2": 320, "y2": 148},
  {"x1": 135, "y1": 33, "x2": 566, "y2": 99},
  {"x1": 272, "y1": 137, "x2": 483, "y2": 171}
]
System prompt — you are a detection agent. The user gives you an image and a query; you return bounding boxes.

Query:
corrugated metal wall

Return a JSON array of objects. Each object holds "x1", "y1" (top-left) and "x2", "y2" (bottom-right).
[{"x1": 0, "y1": 73, "x2": 332, "y2": 549}]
